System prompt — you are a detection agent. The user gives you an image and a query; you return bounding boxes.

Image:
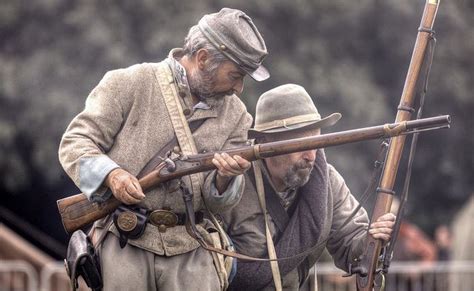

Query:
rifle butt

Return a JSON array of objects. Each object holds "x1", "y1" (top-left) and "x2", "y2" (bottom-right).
[{"x1": 57, "y1": 193, "x2": 120, "y2": 234}]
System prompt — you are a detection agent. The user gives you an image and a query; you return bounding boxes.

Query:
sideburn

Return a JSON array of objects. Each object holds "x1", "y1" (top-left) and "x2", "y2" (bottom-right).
[{"x1": 188, "y1": 65, "x2": 217, "y2": 101}]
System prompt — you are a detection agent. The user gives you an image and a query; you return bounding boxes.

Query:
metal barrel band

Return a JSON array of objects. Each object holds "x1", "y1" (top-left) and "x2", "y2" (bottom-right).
[
  {"x1": 383, "y1": 122, "x2": 407, "y2": 137},
  {"x1": 397, "y1": 105, "x2": 416, "y2": 113},
  {"x1": 418, "y1": 26, "x2": 435, "y2": 35},
  {"x1": 376, "y1": 187, "x2": 396, "y2": 195},
  {"x1": 253, "y1": 144, "x2": 262, "y2": 159}
]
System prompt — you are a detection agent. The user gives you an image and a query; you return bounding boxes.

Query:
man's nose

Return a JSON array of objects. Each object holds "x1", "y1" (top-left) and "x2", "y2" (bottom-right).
[
  {"x1": 302, "y1": 150, "x2": 317, "y2": 162},
  {"x1": 233, "y1": 79, "x2": 244, "y2": 96}
]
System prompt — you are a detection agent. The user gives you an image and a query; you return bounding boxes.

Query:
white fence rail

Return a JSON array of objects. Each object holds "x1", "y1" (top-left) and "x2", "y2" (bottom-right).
[
  {"x1": 0, "y1": 260, "x2": 87, "y2": 291},
  {"x1": 1, "y1": 260, "x2": 473, "y2": 290},
  {"x1": 315, "y1": 261, "x2": 474, "y2": 291},
  {"x1": 0, "y1": 261, "x2": 38, "y2": 291}
]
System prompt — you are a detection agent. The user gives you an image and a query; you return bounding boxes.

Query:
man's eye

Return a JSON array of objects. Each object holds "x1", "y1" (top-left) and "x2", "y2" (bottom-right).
[{"x1": 230, "y1": 74, "x2": 243, "y2": 81}]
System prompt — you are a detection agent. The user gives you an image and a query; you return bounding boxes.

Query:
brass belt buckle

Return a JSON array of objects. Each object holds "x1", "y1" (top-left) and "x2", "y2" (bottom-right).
[{"x1": 149, "y1": 210, "x2": 178, "y2": 233}]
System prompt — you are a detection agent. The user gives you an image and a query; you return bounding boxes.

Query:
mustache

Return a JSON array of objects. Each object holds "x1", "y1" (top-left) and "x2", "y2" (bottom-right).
[
  {"x1": 207, "y1": 89, "x2": 234, "y2": 100},
  {"x1": 283, "y1": 159, "x2": 314, "y2": 189},
  {"x1": 294, "y1": 160, "x2": 314, "y2": 171}
]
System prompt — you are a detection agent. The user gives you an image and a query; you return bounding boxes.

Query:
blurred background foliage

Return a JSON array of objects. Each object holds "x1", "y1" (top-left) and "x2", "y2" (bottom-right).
[{"x1": 1, "y1": 0, "x2": 472, "y2": 258}]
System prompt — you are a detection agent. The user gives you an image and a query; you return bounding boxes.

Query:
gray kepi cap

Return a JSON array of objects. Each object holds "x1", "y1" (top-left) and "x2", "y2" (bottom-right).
[
  {"x1": 249, "y1": 84, "x2": 342, "y2": 138},
  {"x1": 198, "y1": 8, "x2": 269, "y2": 81}
]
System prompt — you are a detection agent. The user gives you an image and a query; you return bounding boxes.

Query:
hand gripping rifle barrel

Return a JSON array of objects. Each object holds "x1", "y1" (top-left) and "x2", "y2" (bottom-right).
[{"x1": 57, "y1": 115, "x2": 450, "y2": 234}]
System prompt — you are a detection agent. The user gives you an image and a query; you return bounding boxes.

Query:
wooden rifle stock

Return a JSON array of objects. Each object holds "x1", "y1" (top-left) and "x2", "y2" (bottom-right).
[
  {"x1": 57, "y1": 116, "x2": 449, "y2": 234},
  {"x1": 355, "y1": 1, "x2": 441, "y2": 290}
]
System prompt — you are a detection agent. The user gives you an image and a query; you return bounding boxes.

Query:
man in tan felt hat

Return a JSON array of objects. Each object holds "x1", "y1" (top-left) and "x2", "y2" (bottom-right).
[
  {"x1": 59, "y1": 8, "x2": 268, "y2": 291},
  {"x1": 222, "y1": 84, "x2": 396, "y2": 290}
]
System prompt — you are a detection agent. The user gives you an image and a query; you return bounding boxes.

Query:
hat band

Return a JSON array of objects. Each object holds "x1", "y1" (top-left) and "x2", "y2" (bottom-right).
[{"x1": 254, "y1": 113, "x2": 321, "y2": 132}]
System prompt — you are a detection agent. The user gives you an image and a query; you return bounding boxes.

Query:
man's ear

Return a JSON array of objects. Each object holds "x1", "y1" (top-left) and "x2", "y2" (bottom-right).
[{"x1": 196, "y1": 49, "x2": 209, "y2": 70}]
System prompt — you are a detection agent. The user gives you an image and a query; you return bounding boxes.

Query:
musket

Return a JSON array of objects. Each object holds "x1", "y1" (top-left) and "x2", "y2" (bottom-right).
[
  {"x1": 57, "y1": 116, "x2": 449, "y2": 234},
  {"x1": 355, "y1": 1, "x2": 441, "y2": 290}
]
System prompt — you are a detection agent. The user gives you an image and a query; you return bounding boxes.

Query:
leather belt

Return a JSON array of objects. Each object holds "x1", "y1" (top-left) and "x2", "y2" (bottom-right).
[
  {"x1": 114, "y1": 206, "x2": 205, "y2": 247},
  {"x1": 148, "y1": 209, "x2": 204, "y2": 233}
]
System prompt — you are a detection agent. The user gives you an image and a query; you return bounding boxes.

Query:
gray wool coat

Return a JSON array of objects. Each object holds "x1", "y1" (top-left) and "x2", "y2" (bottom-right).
[
  {"x1": 59, "y1": 50, "x2": 253, "y2": 256},
  {"x1": 222, "y1": 160, "x2": 369, "y2": 290}
]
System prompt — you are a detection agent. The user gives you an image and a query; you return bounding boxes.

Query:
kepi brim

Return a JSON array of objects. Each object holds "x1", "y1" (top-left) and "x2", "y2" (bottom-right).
[{"x1": 245, "y1": 64, "x2": 270, "y2": 82}]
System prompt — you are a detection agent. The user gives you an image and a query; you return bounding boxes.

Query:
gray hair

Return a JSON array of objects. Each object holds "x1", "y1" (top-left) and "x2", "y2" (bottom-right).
[{"x1": 183, "y1": 25, "x2": 229, "y2": 73}]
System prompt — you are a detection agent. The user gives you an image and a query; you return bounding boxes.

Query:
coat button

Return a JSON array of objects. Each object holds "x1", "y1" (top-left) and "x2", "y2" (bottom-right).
[
  {"x1": 179, "y1": 91, "x2": 186, "y2": 98},
  {"x1": 183, "y1": 108, "x2": 191, "y2": 116}
]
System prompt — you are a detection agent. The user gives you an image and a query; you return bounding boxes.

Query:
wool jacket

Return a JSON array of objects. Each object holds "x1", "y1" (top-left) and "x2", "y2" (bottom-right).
[
  {"x1": 222, "y1": 152, "x2": 369, "y2": 290},
  {"x1": 59, "y1": 49, "x2": 252, "y2": 256}
]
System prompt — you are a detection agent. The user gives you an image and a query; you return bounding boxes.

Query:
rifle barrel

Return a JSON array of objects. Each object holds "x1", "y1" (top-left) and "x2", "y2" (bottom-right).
[
  {"x1": 57, "y1": 115, "x2": 449, "y2": 233},
  {"x1": 356, "y1": 1, "x2": 441, "y2": 290}
]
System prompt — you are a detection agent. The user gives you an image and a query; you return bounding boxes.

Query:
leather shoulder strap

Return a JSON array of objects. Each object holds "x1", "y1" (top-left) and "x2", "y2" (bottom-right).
[
  {"x1": 253, "y1": 161, "x2": 283, "y2": 291},
  {"x1": 153, "y1": 62, "x2": 203, "y2": 196}
]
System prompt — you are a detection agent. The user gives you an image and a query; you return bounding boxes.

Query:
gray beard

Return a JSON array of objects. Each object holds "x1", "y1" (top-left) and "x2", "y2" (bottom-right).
[
  {"x1": 283, "y1": 161, "x2": 313, "y2": 190},
  {"x1": 187, "y1": 67, "x2": 232, "y2": 101}
]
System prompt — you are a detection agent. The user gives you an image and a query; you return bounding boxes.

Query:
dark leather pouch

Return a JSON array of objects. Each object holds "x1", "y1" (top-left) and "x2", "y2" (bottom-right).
[
  {"x1": 113, "y1": 205, "x2": 148, "y2": 248},
  {"x1": 65, "y1": 230, "x2": 103, "y2": 291}
]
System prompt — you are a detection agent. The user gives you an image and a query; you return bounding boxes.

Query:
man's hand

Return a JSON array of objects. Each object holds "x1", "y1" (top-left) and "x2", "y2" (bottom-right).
[
  {"x1": 105, "y1": 168, "x2": 145, "y2": 204},
  {"x1": 212, "y1": 153, "x2": 251, "y2": 193},
  {"x1": 368, "y1": 212, "x2": 396, "y2": 244}
]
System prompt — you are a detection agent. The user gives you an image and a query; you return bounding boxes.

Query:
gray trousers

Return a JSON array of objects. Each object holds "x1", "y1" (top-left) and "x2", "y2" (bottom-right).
[{"x1": 100, "y1": 233, "x2": 221, "y2": 291}]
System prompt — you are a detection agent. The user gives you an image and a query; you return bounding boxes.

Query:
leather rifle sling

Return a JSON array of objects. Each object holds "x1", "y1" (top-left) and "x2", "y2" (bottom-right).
[{"x1": 254, "y1": 160, "x2": 283, "y2": 290}]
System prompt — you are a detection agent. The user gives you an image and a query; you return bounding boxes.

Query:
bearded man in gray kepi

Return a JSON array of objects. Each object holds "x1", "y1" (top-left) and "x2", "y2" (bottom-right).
[
  {"x1": 222, "y1": 84, "x2": 396, "y2": 290},
  {"x1": 59, "y1": 8, "x2": 268, "y2": 291}
]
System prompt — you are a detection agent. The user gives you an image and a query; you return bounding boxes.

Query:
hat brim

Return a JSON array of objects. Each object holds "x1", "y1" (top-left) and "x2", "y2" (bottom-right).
[
  {"x1": 248, "y1": 112, "x2": 342, "y2": 139},
  {"x1": 245, "y1": 64, "x2": 270, "y2": 82}
]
